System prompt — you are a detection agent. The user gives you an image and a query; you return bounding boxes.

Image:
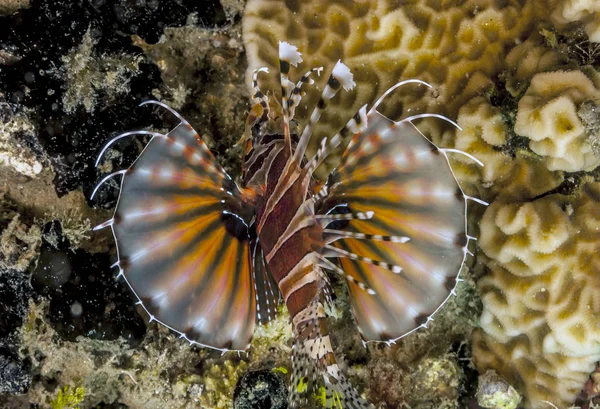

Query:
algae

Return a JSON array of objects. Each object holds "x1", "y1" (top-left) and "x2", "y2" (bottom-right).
[
  {"x1": 50, "y1": 385, "x2": 86, "y2": 409},
  {"x1": 60, "y1": 29, "x2": 143, "y2": 115}
]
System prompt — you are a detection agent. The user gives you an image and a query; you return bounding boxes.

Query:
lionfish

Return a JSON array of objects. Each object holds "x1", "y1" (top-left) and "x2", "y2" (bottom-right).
[{"x1": 92, "y1": 42, "x2": 486, "y2": 408}]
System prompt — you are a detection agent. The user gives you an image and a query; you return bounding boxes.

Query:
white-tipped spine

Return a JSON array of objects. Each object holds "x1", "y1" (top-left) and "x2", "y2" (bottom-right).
[
  {"x1": 331, "y1": 60, "x2": 355, "y2": 91},
  {"x1": 279, "y1": 41, "x2": 303, "y2": 66}
]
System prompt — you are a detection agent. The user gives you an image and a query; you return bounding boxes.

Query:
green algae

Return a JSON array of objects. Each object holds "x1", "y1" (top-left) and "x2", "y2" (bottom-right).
[{"x1": 50, "y1": 385, "x2": 85, "y2": 409}]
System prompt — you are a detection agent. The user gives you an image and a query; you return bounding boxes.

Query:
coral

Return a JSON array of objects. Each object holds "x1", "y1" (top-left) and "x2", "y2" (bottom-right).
[
  {"x1": 473, "y1": 180, "x2": 600, "y2": 409},
  {"x1": 579, "y1": 99, "x2": 600, "y2": 157},
  {"x1": 514, "y1": 69, "x2": 600, "y2": 171},
  {"x1": 249, "y1": 305, "x2": 292, "y2": 366},
  {"x1": 16, "y1": 299, "x2": 217, "y2": 409},
  {"x1": 445, "y1": 96, "x2": 512, "y2": 192},
  {"x1": 366, "y1": 352, "x2": 464, "y2": 409},
  {"x1": 0, "y1": 163, "x2": 107, "y2": 255},
  {"x1": 504, "y1": 34, "x2": 568, "y2": 97},
  {"x1": 408, "y1": 357, "x2": 463, "y2": 407},
  {"x1": 50, "y1": 385, "x2": 85, "y2": 409},
  {"x1": 200, "y1": 359, "x2": 248, "y2": 409},
  {"x1": 14, "y1": 296, "x2": 292, "y2": 409},
  {"x1": 552, "y1": 0, "x2": 600, "y2": 42},
  {"x1": 476, "y1": 370, "x2": 521, "y2": 409},
  {"x1": 243, "y1": 0, "x2": 552, "y2": 174}
]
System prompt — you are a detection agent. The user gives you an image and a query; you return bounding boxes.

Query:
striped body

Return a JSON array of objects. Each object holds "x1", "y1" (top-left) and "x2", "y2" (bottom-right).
[
  {"x1": 254, "y1": 145, "x2": 320, "y2": 317},
  {"x1": 92, "y1": 41, "x2": 486, "y2": 409}
]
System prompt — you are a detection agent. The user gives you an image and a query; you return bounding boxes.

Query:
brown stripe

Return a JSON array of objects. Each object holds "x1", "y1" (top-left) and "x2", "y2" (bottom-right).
[
  {"x1": 286, "y1": 281, "x2": 318, "y2": 318},
  {"x1": 278, "y1": 260, "x2": 316, "y2": 303},
  {"x1": 258, "y1": 163, "x2": 307, "y2": 254}
]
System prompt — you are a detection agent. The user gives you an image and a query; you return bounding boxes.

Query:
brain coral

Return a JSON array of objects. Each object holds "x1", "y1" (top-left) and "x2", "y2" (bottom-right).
[
  {"x1": 514, "y1": 68, "x2": 600, "y2": 172},
  {"x1": 503, "y1": 33, "x2": 568, "y2": 97},
  {"x1": 449, "y1": 97, "x2": 511, "y2": 188},
  {"x1": 473, "y1": 180, "x2": 600, "y2": 409},
  {"x1": 243, "y1": 0, "x2": 551, "y2": 173}
]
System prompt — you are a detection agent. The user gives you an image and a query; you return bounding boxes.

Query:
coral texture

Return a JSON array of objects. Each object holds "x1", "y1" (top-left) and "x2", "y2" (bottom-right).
[
  {"x1": 503, "y1": 34, "x2": 568, "y2": 98},
  {"x1": 473, "y1": 181, "x2": 600, "y2": 409},
  {"x1": 242, "y1": 2, "x2": 600, "y2": 408},
  {"x1": 514, "y1": 69, "x2": 600, "y2": 171},
  {"x1": 446, "y1": 96, "x2": 512, "y2": 191},
  {"x1": 60, "y1": 29, "x2": 142, "y2": 114},
  {"x1": 243, "y1": 0, "x2": 550, "y2": 174}
]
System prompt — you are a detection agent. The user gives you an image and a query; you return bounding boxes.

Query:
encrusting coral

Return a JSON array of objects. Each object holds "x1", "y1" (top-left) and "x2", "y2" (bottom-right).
[
  {"x1": 503, "y1": 33, "x2": 569, "y2": 97},
  {"x1": 473, "y1": 180, "x2": 600, "y2": 409},
  {"x1": 476, "y1": 370, "x2": 521, "y2": 409},
  {"x1": 60, "y1": 29, "x2": 142, "y2": 115},
  {"x1": 0, "y1": 105, "x2": 43, "y2": 178}
]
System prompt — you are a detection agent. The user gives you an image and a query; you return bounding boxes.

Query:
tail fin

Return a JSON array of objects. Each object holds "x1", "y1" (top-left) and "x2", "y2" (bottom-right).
[{"x1": 289, "y1": 301, "x2": 374, "y2": 409}]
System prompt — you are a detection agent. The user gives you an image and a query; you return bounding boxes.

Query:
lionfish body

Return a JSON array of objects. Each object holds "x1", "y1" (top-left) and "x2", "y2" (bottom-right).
[{"x1": 93, "y1": 42, "x2": 486, "y2": 408}]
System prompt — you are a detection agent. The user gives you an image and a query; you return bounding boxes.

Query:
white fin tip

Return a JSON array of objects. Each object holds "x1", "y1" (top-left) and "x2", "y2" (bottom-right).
[
  {"x1": 278, "y1": 41, "x2": 303, "y2": 66},
  {"x1": 93, "y1": 219, "x2": 114, "y2": 231},
  {"x1": 401, "y1": 113, "x2": 462, "y2": 131},
  {"x1": 95, "y1": 130, "x2": 165, "y2": 167},
  {"x1": 139, "y1": 100, "x2": 186, "y2": 124},
  {"x1": 465, "y1": 195, "x2": 489, "y2": 206},
  {"x1": 332, "y1": 60, "x2": 355, "y2": 91},
  {"x1": 90, "y1": 169, "x2": 127, "y2": 200},
  {"x1": 441, "y1": 148, "x2": 485, "y2": 167},
  {"x1": 369, "y1": 79, "x2": 432, "y2": 114}
]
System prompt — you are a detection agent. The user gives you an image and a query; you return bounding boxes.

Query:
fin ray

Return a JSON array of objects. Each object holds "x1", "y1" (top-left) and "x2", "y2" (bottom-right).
[
  {"x1": 108, "y1": 119, "x2": 257, "y2": 351},
  {"x1": 321, "y1": 110, "x2": 468, "y2": 342}
]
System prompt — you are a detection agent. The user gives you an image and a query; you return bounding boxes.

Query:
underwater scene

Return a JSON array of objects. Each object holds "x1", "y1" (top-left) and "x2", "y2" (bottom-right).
[{"x1": 1, "y1": 0, "x2": 599, "y2": 408}]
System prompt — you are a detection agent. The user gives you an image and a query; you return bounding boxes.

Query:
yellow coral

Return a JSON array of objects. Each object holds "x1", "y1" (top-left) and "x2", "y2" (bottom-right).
[
  {"x1": 447, "y1": 97, "x2": 511, "y2": 190},
  {"x1": 504, "y1": 34, "x2": 567, "y2": 97},
  {"x1": 243, "y1": 0, "x2": 551, "y2": 174},
  {"x1": 444, "y1": 96, "x2": 564, "y2": 202},
  {"x1": 514, "y1": 69, "x2": 600, "y2": 171},
  {"x1": 241, "y1": 3, "x2": 599, "y2": 408},
  {"x1": 474, "y1": 181, "x2": 600, "y2": 409}
]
